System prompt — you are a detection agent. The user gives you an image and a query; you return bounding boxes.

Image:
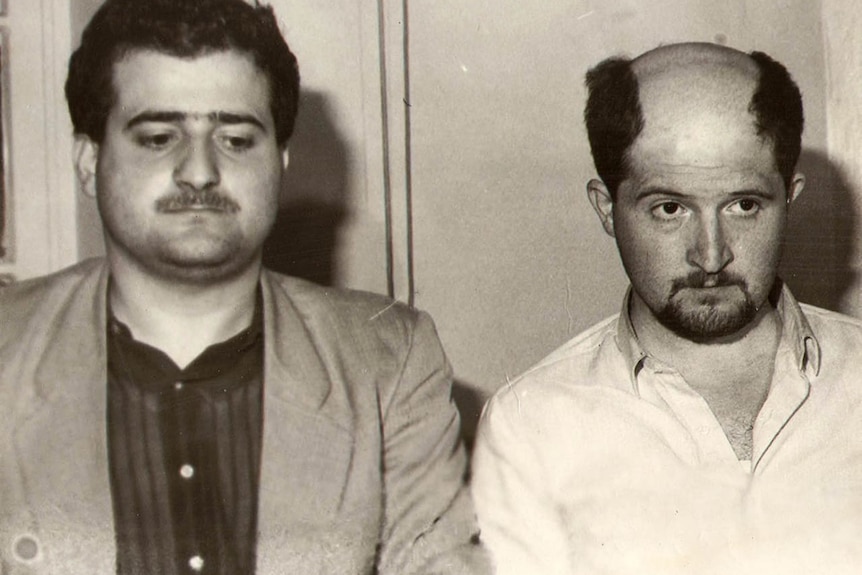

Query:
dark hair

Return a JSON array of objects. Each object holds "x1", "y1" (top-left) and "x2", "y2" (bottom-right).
[
  {"x1": 583, "y1": 57, "x2": 642, "y2": 199},
  {"x1": 65, "y1": 0, "x2": 300, "y2": 148},
  {"x1": 748, "y1": 51, "x2": 804, "y2": 191},
  {"x1": 583, "y1": 50, "x2": 804, "y2": 198}
]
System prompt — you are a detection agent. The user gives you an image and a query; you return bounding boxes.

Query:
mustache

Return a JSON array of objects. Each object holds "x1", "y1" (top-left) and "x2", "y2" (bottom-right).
[
  {"x1": 670, "y1": 270, "x2": 745, "y2": 293},
  {"x1": 155, "y1": 189, "x2": 240, "y2": 213}
]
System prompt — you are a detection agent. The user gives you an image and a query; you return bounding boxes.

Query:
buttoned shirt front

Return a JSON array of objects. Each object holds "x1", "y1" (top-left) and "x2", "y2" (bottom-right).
[
  {"x1": 473, "y1": 284, "x2": 862, "y2": 575},
  {"x1": 107, "y1": 296, "x2": 264, "y2": 575}
]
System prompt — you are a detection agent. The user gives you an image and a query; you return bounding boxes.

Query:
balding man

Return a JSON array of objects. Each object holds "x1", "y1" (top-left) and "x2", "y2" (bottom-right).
[{"x1": 472, "y1": 42, "x2": 862, "y2": 575}]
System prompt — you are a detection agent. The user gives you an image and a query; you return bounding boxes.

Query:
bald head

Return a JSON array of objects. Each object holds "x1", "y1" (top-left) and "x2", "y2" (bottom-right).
[
  {"x1": 634, "y1": 43, "x2": 759, "y2": 128},
  {"x1": 584, "y1": 42, "x2": 803, "y2": 198}
]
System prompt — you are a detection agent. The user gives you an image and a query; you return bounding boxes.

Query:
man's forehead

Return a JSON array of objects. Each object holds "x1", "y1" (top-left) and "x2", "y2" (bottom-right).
[{"x1": 632, "y1": 43, "x2": 760, "y2": 135}]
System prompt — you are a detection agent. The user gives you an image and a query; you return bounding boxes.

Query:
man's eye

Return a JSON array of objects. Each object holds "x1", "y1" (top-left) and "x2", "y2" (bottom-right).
[
  {"x1": 136, "y1": 133, "x2": 176, "y2": 149},
  {"x1": 652, "y1": 202, "x2": 686, "y2": 220},
  {"x1": 220, "y1": 134, "x2": 256, "y2": 151},
  {"x1": 728, "y1": 198, "x2": 761, "y2": 215}
]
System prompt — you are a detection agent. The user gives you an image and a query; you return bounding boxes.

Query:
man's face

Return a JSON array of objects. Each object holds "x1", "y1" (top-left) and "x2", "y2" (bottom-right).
[
  {"x1": 79, "y1": 49, "x2": 286, "y2": 284},
  {"x1": 596, "y1": 72, "x2": 799, "y2": 341}
]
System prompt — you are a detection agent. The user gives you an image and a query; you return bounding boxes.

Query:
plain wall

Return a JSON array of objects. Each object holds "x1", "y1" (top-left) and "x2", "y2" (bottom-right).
[
  {"x1": 406, "y1": 0, "x2": 829, "y2": 435},
  {"x1": 822, "y1": 0, "x2": 862, "y2": 314},
  {"x1": 65, "y1": 1, "x2": 854, "y2": 441}
]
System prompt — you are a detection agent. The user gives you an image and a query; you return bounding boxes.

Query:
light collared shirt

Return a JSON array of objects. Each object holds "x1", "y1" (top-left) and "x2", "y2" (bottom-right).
[{"x1": 473, "y1": 283, "x2": 862, "y2": 575}]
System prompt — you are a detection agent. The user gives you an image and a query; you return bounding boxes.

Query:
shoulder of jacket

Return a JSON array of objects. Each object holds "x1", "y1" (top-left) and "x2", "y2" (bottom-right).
[
  {"x1": 0, "y1": 258, "x2": 104, "y2": 309},
  {"x1": 261, "y1": 269, "x2": 421, "y2": 331}
]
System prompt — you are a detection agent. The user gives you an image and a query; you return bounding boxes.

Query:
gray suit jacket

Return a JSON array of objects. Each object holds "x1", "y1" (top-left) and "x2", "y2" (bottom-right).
[{"x1": 0, "y1": 259, "x2": 487, "y2": 574}]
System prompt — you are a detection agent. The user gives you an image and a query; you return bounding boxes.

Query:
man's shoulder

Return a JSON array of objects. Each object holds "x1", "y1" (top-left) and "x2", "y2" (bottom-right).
[
  {"x1": 487, "y1": 314, "x2": 626, "y2": 413},
  {"x1": 0, "y1": 258, "x2": 105, "y2": 354},
  {"x1": 798, "y1": 301, "x2": 862, "y2": 354},
  {"x1": 0, "y1": 259, "x2": 104, "y2": 316},
  {"x1": 799, "y1": 302, "x2": 862, "y2": 332},
  {"x1": 262, "y1": 269, "x2": 422, "y2": 338}
]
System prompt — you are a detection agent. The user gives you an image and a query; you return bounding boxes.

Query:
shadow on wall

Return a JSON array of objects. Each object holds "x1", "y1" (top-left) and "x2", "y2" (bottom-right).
[
  {"x1": 263, "y1": 90, "x2": 350, "y2": 286},
  {"x1": 781, "y1": 148, "x2": 858, "y2": 312},
  {"x1": 453, "y1": 380, "x2": 486, "y2": 452},
  {"x1": 261, "y1": 89, "x2": 491, "y2": 451}
]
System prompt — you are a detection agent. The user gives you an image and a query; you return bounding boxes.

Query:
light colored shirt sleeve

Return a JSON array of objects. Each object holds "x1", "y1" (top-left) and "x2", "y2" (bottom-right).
[{"x1": 472, "y1": 392, "x2": 574, "y2": 575}]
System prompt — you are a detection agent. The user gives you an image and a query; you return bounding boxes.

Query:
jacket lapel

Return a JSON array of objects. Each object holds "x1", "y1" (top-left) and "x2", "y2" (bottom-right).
[
  {"x1": 14, "y1": 266, "x2": 363, "y2": 572},
  {"x1": 256, "y1": 273, "x2": 360, "y2": 570},
  {"x1": 12, "y1": 262, "x2": 115, "y2": 572}
]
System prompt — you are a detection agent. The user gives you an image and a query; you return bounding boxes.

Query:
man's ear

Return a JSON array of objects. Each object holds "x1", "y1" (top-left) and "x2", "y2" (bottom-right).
[
  {"x1": 787, "y1": 172, "x2": 805, "y2": 205},
  {"x1": 587, "y1": 178, "x2": 616, "y2": 237},
  {"x1": 73, "y1": 135, "x2": 99, "y2": 198}
]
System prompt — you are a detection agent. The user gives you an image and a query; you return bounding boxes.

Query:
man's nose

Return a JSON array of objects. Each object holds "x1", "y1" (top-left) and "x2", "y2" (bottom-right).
[
  {"x1": 687, "y1": 212, "x2": 733, "y2": 273},
  {"x1": 173, "y1": 140, "x2": 220, "y2": 190}
]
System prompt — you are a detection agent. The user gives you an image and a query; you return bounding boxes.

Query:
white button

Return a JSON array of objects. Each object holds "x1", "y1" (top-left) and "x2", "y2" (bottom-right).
[
  {"x1": 189, "y1": 555, "x2": 204, "y2": 571},
  {"x1": 174, "y1": 382, "x2": 184, "y2": 390},
  {"x1": 180, "y1": 464, "x2": 195, "y2": 479}
]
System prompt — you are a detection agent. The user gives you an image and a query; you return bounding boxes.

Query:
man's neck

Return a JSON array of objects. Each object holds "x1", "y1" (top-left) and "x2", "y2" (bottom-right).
[
  {"x1": 629, "y1": 293, "x2": 781, "y2": 382},
  {"x1": 108, "y1": 259, "x2": 262, "y2": 369},
  {"x1": 630, "y1": 293, "x2": 783, "y2": 460}
]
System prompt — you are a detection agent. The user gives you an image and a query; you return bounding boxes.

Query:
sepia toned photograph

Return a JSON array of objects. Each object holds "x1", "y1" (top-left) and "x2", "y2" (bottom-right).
[{"x1": 2, "y1": 1, "x2": 862, "y2": 574}]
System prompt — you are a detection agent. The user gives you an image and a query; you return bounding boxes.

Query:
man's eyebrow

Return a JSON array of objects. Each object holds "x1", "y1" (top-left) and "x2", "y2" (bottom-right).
[
  {"x1": 125, "y1": 111, "x2": 186, "y2": 129},
  {"x1": 635, "y1": 187, "x2": 777, "y2": 201},
  {"x1": 125, "y1": 111, "x2": 267, "y2": 131},
  {"x1": 635, "y1": 187, "x2": 686, "y2": 201},
  {"x1": 212, "y1": 112, "x2": 266, "y2": 131},
  {"x1": 728, "y1": 188, "x2": 776, "y2": 199}
]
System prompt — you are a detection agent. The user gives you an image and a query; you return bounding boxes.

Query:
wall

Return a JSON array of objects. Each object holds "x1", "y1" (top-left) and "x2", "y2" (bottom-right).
[
  {"x1": 821, "y1": 0, "x2": 862, "y2": 315},
  {"x1": 406, "y1": 0, "x2": 829, "y2": 436},
  {"x1": 63, "y1": 1, "x2": 852, "y2": 441}
]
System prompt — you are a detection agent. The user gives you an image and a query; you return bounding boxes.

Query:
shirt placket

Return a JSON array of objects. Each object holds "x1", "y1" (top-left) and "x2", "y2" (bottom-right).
[
  {"x1": 161, "y1": 382, "x2": 211, "y2": 573},
  {"x1": 749, "y1": 337, "x2": 811, "y2": 471},
  {"x1": 640, "y1": 360, "x2": 741, "y2": 466}
]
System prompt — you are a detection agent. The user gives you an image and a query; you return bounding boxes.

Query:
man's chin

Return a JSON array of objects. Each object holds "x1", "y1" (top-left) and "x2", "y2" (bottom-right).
[
  {"x1": 152, "y1": 251, "x2": 258, "y2": 284},
  {"x1": 656, "y1": 299, "x2": 759, "y2": 342}
]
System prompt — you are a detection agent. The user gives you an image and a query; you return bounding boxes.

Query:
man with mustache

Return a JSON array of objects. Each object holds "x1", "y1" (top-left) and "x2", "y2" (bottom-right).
[
  {"x1": 0, "y1": 0, "x2": 488, "y2": 573},
  {"x1": 473, "y1": 42, "x2": 862, "y2": 574}
]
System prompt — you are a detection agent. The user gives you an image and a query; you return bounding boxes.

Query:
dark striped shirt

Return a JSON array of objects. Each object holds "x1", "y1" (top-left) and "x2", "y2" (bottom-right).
[{"x1": 106, "y1": 301, "x2": 264, "y2": 575}]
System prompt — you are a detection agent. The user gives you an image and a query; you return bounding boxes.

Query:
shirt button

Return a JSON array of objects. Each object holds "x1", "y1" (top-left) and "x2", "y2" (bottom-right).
[
  {"x1": 189, "y1": 555, "x2": 204, "y2": 571},
  {"x1": 180, "y1": 464, "x2": 195, "y2": 479},
  {"x1": 174, "y1": 382, "x2": 184, "y2": 391}
]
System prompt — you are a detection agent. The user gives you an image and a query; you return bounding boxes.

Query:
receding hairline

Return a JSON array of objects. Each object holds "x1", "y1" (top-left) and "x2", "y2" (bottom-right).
[
  {"x1": 631, "y1": 42, "x2": 759, "y2": 84},
  {"x1": 630, "y1": 42, "x2": 761, "y2": 124}
]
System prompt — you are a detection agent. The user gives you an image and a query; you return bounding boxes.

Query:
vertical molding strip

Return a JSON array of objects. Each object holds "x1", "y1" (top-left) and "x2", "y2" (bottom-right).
[
  {"x1": 376, "y1": 0, "x2": 395, "y2": 299},
  {"x1": 400, "y1": 0, "x2": 415, "y2": 308},
  {"x1": 376, "y1": 0, "x2": 415, "y2": 305}
]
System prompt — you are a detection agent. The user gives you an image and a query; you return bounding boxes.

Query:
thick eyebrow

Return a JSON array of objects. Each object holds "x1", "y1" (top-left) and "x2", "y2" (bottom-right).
[
  {"x1": 125, "y1": 111, "x2": 267, "y2": 131},
  {"x1": 635, "y1": 187, "x2": 777, "y2": 202},
  {"x1": 727, "y1": 188, "x2": 777, "y2": 200},
  {"x1": 635, "y1": 187, "x2": 686, "y2": 202},
  {"x1": 213, "y1": 112, "x2": 267, "y2": 131}
]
